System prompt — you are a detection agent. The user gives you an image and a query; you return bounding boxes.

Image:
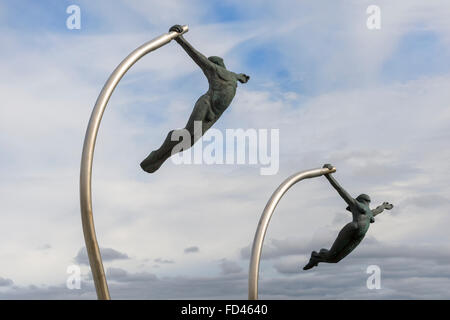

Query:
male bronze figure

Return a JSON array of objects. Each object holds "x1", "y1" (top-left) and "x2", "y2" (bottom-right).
[
  {"x1": 140, "y1": 24, "x2": 250, "y2": 173},
  {"x1": 303, "y1": 164, "x2": 394, "y2": 270}
]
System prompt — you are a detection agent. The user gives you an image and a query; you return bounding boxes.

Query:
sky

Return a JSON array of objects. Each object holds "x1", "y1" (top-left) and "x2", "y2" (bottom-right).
[{"x1": 1, "y1": 0, "x2": 450, "y2": 299}]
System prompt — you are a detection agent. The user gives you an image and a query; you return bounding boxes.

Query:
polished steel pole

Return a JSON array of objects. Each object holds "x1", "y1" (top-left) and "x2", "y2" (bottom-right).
[
  {"x1": 80, "y1": 25, "x2": 189, "y2": 300},
  {"x1": 248, "y1": 166, "x2": 337, "y2": 300}
]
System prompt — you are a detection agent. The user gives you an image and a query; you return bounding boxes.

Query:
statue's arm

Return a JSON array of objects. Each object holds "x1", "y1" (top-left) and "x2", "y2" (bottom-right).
[
  {"x1": 233, "y1": 72, "x2": 250, "y2": 83},
  {"x1": 325, "y1": 174, "x2": 355, "y2": 206},
  {"x1": 372, "y1": 202, "x2": 394, "y2": 216},
  {"x1": 323, "y1": 164, "x2": 355, "y2": 207},
  {"x1": 174, "y1": 35, "x2": 214, "y2": 72}
]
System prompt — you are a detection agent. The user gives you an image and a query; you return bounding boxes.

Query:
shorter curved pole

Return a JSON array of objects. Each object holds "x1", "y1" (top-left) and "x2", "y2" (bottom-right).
[
  {"x1": 80, "y1": 25, "x2": 189, "y2": 300},
  {"x1": 248, "y1": 166, "x2": 336, "y2": 300}
]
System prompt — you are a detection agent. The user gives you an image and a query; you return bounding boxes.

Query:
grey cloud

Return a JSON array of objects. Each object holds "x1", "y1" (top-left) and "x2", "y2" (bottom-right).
[
  {"x1": 0, "y1": 272, "x2": 247, "y2": 300},
  {"x1": 245, "y1": 234, "x2": 450, "y2": 265},
  {"x1": 274, "y1": 260, "x2": 304, "y2": 275},
  {"x1": 240, "y1": 237, "x2": 316, "y2": 260},
  {"x1": 351, "y1": 240, "x2": 450, "y2": 263},
  {"x1": 3, "y1": 256, "x2": 450, "y2": 299},
  {"x1": 0, "y1": 277, "x2": 13, "y2": 287},
  {"x1": 331, "y1": 211, "x2": 350, "y2": 225},
  {"x1": 106, "y1": 267, "x2": 128, "y2": 281},
  {"x1": 106, "y1": 267, "x2": 157, "y2": 283},
  {"x1": 184, "y1": 246, "x2": 199, "y2": 254},
  {"x1": 219, "y1": 259, "x2": 243, "y2": 275},
  {"x1": 0, "y1": 282, "x2": 96, "y2": 300},
  {"x1": 402, "y1": 194, "x2": 450, "y2": 208},
  {"x1": 74, "y1": 247, "x2": 129, "y2": 265},
  {"x1": 269, "y1": 255, "x2": 450, "y2": 299},
  {"x1": 154, "y1": 258, "x2": 174, "y2": 264},
  {"x1": 273, "y1": 238, "x2": 450, "y2": 276},
  {"x1": 37, "y1": 244, "x2": 51, "y2": 250}
]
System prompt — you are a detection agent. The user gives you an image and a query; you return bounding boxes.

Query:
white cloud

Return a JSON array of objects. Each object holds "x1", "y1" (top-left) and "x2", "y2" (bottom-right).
[{"x1": 0, "y1": 1, "x2": 450, "y2": 299}]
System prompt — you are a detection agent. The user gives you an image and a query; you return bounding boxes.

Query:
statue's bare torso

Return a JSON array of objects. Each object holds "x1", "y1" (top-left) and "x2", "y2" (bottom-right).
[{"x1": 208, "y1": 67, "x2": 237, "y2": 115}]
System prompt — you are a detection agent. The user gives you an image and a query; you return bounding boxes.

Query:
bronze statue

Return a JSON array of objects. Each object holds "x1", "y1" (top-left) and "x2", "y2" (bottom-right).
[
  {"x1": 140, "y1": 24, "x2": 250, "y2": 173},
  {"x1": 303, "y1": 164, "x2": 394, "y2": 270}
]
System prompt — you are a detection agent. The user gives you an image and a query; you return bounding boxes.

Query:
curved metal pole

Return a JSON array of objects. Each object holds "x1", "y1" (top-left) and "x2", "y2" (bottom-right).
[
  {"x1": 80, "y1": 25, "x2": 189, "y2": 300},
  {"x1": 248, "y1": 166, "x2": 337, "y2": 300}
]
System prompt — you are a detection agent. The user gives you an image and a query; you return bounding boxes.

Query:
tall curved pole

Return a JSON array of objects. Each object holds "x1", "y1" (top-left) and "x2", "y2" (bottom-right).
[
  {"x1": 248, "y1": 166, "x2": 337, "y2": 300},
  {"x1": 80, "y1": 25, "x2": 189, "y2": 300}
]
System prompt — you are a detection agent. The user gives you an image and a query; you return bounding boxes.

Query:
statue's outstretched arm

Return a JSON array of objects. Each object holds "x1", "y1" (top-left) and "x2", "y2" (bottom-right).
[
  {"x1": 174, "y1": 35, "x2": 214, "y2": 72},
  {"x1": 233, "y1": 72, "x2": 250, "y2": 83},
  {"x1": 323, "y1": 164, "x2": 355, "y2": 207},
  {"x1": 372, "y1": 202, "x2": 394, "y2": 216}
]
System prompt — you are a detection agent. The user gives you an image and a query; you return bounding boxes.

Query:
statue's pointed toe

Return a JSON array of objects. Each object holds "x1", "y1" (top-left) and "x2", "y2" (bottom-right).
[
  {"x1": 303, "y1": 251, "x2": 320, "y2": 270},
  {"x1": 140, "y1": 152, "x2": 166, "y2": 174},
  {"x1": 141, "y1": 152, "x2": 158, "y2": 173},
  {"x1": 303, "y1": 262, "x2": 315, "y2": 270},
  {"x1": 140, "y1": 162, "x2": 155, "y2": 173}
]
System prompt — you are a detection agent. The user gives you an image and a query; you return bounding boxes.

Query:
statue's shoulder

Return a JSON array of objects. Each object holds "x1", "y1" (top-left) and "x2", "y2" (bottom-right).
[{"x1": 215, "y1": 66, "x2": 235, "y2": 82}]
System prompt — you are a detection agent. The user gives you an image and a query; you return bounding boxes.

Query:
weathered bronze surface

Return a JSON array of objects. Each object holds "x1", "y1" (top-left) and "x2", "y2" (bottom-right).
[
  {"x1": 140, "y1": 24, "x2": 250, "y2": 173},
  {"x1": 303, "y1": 164, "x2": 394, "y2": 270}
]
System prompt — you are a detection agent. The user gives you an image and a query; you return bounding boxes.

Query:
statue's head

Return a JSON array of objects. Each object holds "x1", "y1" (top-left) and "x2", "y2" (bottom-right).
[
  {"x1": 356, "y1": 193, "x2": 371, "y2": 204},
  {"x1": 208, "y1": 56, "x2": 226, "y2": 68}
]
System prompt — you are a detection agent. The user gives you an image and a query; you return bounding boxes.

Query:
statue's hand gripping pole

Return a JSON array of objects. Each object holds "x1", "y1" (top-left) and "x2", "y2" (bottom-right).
[{"x1": 80, "y1": 25, "x2": 188, "y2": 300}]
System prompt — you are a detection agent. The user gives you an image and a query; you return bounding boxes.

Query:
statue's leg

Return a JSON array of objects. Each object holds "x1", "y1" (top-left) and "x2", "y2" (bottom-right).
[
  {"x1": 140, "y1": 94, "x2": 212, "y2": 173},
  {"x1": 303, "y1": 222, "x2": 360, "y2": 270},
  {"x1": 140, "y1": 129, "x2": 184, "y2": 173},
  {"x1": 325, "y1": 222, "x2": 360, "y2": 261},
  {"x1": 185, "y1": 94, "x2": 215, "y2": 143},
  {"x1": 328, "y1": 234, "x2": 364, "y2": 263}
]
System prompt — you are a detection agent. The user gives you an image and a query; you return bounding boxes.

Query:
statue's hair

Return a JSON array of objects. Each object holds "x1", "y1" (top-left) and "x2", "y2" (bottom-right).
[
  {"x1": 346, "y1": 194, "x2": 371, "y2": 211},
  {"x1": 208, "y1": 56, "x2": 226, "y2": 68},
  {"x1": 356, "y1": 194, "x2": 371, "y2": 203}
]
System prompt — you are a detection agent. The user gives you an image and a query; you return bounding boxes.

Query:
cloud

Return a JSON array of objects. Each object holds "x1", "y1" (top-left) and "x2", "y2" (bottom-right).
[
  {"x1": 1, "y1": 1, "x2": 450, "y2": 299},
  {"x1": 184, "y1": 246, "x2": 199, "y2": 254},
  {"x1": 37, "y1": 244, "x2": 52, "y2": 250},
  {"x1": 219, "y1": 259, "x2": 243, "y2": 275},
  {"x1": 401, "y1": 194, "x2": 450, "y2": 209},
  {"x1": 271, "y1": 237, "x2": 450, "y2": 275},
  {"x1": 240, "y1": 238, "x2": 311, "y2": 260},
  {"x1": 3, "y1": 253, "x2": 450, "y2": 299},
  {"x1": 74, "y1": 247, "x2": 130, "y2": 265},
  {"x1": 0, "y1": 277, "x2": 13, "y2": 287},
  {"x1": 154, "y1": 258, "x2": 175, "y2": 264},
  {"x1": 106, "y1": 267, "x2": 128, "y2": 280},
  {"x1": 240, "y1": 232, "x2": 337, "y2": 261},
  {"x1": 106, "y1": 267, "x2": 157, "y2": 283}
]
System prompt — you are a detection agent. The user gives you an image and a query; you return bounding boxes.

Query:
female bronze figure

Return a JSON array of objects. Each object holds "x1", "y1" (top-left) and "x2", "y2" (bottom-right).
[{"x1": 303, "y1": 164, "x2": 394, "y2": 270}]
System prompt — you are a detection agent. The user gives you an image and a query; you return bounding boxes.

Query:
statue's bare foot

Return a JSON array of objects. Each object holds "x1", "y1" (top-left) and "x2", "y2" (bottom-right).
[
  {"x1": 303, "y1": 260, "x2": 318, "y2": 270},
  {"x1": 303, "y1": 251, "x2": 319, "y2": 270},
  {"x1": 140, "y1": 151, "x2": 166, "y2": 173}
]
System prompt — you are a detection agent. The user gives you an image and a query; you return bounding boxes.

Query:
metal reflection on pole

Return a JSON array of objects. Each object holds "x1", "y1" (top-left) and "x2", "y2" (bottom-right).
[
  {"x1": 248, "y1": 166, "x2": 336, "y2": 300},
  {"x1": 79, "y1": 25, "x2": 189, "y2": 300}
]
